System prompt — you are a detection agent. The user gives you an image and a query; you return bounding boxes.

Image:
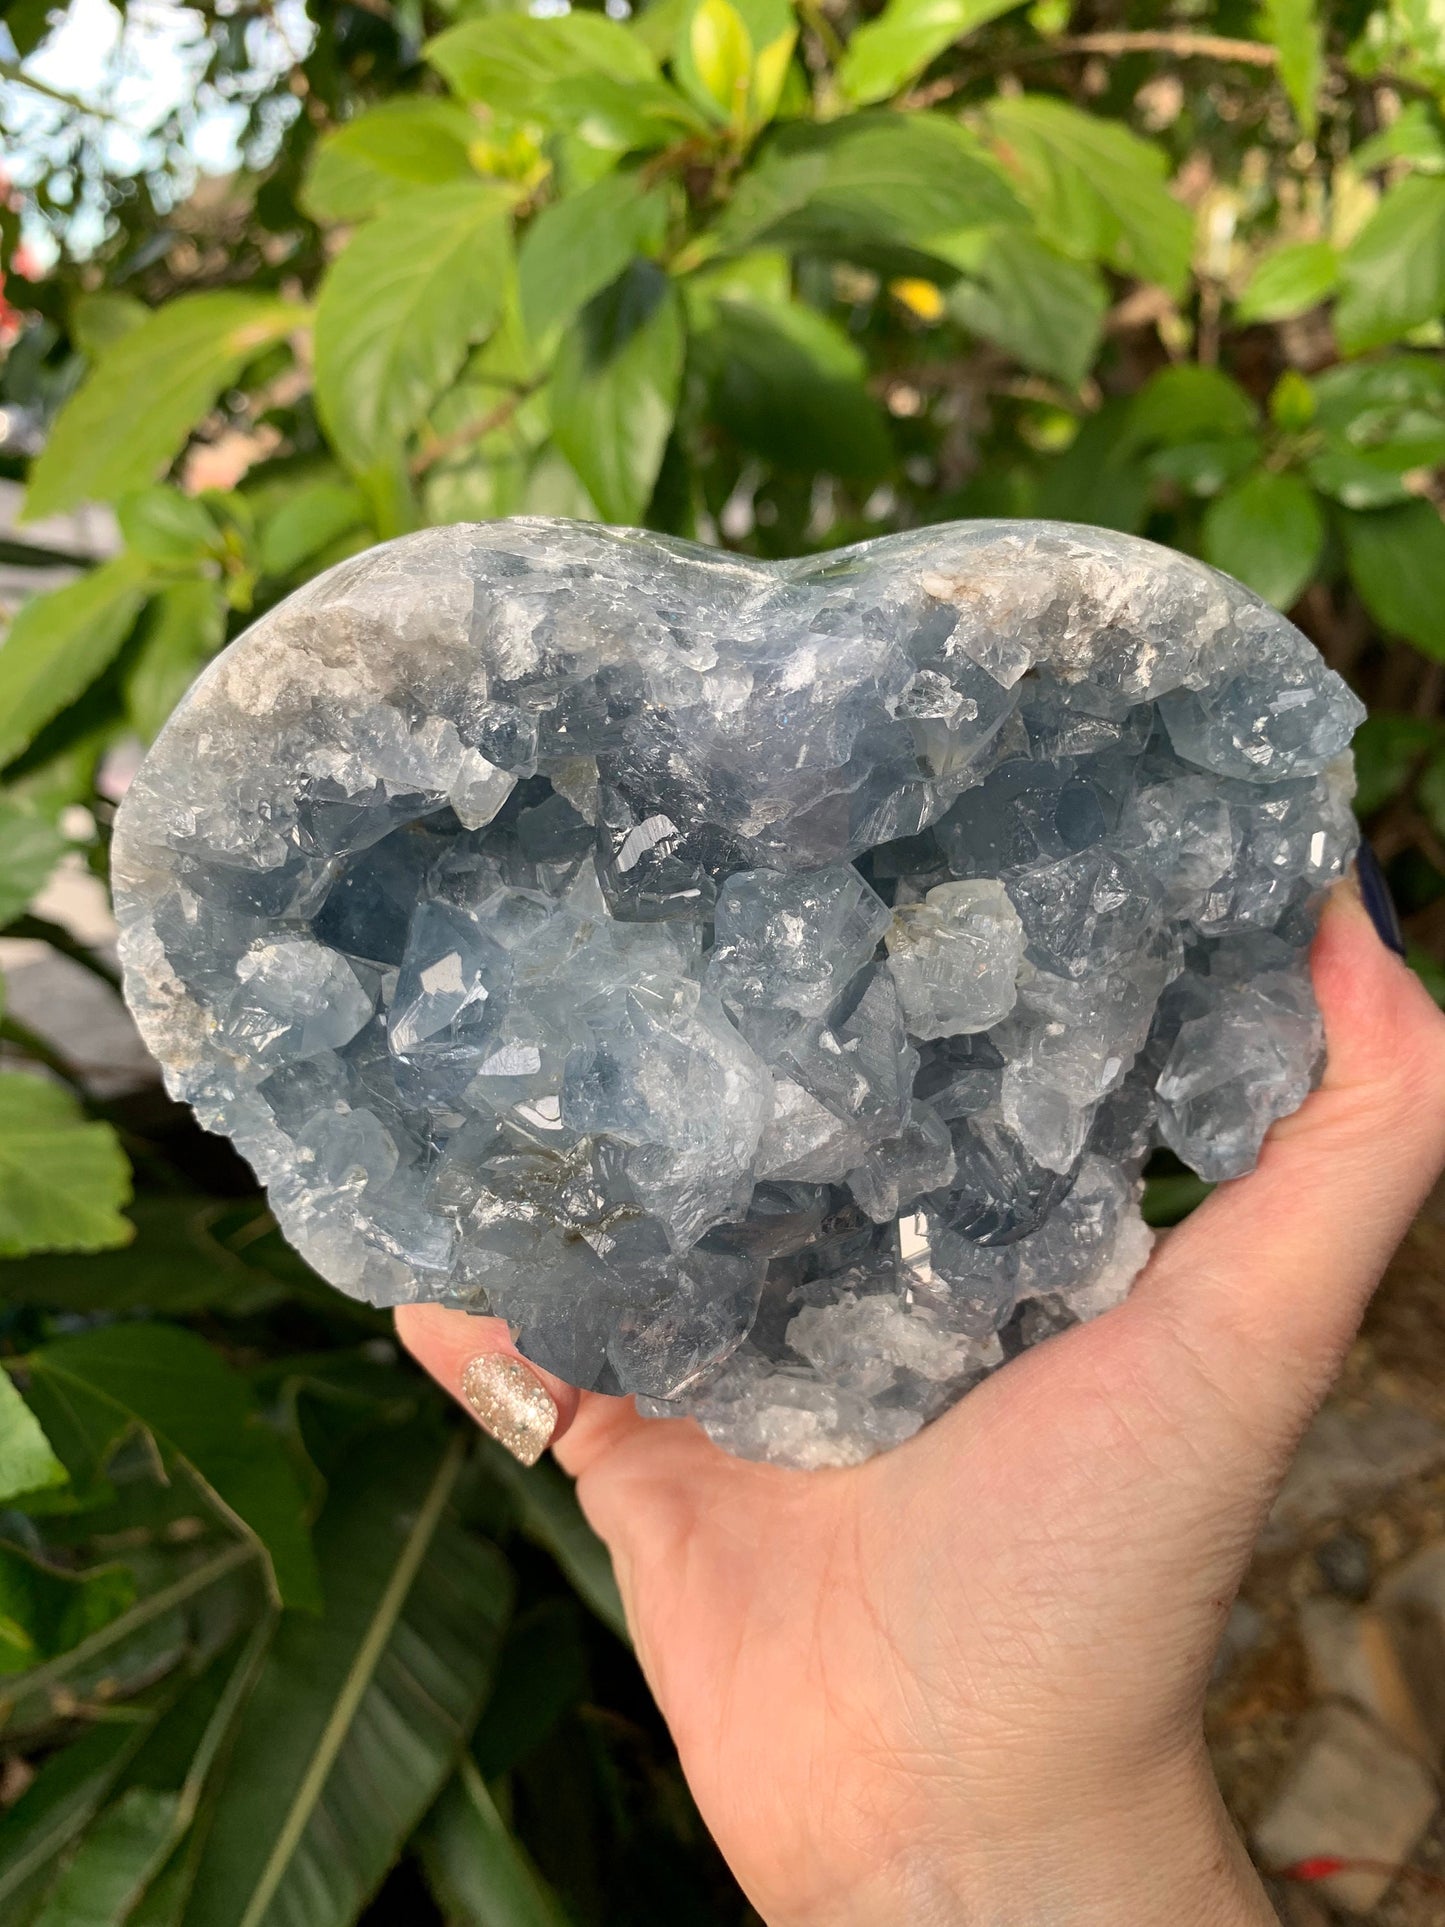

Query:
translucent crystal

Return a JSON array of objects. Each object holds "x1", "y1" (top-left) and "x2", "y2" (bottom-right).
[{"x1": 114, "y1": 518, "x2": 1363, "y2": 1468}]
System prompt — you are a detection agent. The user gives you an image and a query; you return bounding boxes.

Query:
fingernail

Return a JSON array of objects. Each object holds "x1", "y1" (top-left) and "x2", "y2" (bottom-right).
[
  {"x1": 1355, "y1": 841, "x2": 1408, "y2": 959},
  {"x1": 460, "y1": 1354, "x2": 556, "y2": 1466}
]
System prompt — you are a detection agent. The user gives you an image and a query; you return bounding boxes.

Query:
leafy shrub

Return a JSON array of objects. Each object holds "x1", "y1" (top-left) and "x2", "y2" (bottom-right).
[{"x1": 0, "y1": 0, "x2": 1443, "y2": 1919}]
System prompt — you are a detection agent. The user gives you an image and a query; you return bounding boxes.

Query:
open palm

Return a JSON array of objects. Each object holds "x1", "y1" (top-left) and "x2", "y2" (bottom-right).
[{"x1": 401, "y1": 889, "x2": 1445, "y2": 1926}]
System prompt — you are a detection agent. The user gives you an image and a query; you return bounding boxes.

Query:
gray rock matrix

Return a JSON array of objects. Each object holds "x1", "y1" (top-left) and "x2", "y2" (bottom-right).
[{"x1": 113, "y1": 518, "x2": 1363, "y2": 1468}]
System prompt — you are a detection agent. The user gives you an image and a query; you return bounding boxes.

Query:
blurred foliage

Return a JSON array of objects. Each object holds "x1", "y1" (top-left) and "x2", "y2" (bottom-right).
[{"x1": 1, "y1": 0, "x2": 1445, "y2": 1917}]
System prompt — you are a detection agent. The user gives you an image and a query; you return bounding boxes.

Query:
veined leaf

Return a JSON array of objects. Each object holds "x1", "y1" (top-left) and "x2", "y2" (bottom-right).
[
  {"x1": 0, "y1": 555, "x2": 150, "y2": 772},
  {"x1": 1235, "y1": 238, "x2": 1338, "y2": 322},
  {"x1": 551, "y1": 261, "x2": 685, "y2": 525},
  {"x1": 983, "y1": 95, "x2": 1193, "y2": 295},
  {"x1": 314, "y1": 184, "x2": 513, "y2": 473},
  {"x1": 840, "y1": 0, "x2": 1026, "y2": 105},
  {"x1": 1336, "y1": 174, "x2": 1445, "y2": 351},
  {"x1": 302, "y1": 98, "x2": 482, "y2": 224},
  {"x1": 684, "y1": 0, "x2": 753, "y2": 123},
  {"x1": 256, "y1": 482, "x2": 371, "y2": 582},
  {"x1": 0, "y1": 799, "x2": 67, "y2": 926},
  {"x1": 23, "y1": 295, "x2": 299, "y2": 522},
  {"x1": 1203, "y1": 468, "x2": 1324, "y2": 608},
  {"x1": 941, "y1": 227, "x2": 1107, "y2": 385},
  {"x1": 0, "y1": 1373, "x2": 66, "y2": 1505},
  {"x1": 23, "y1": 1325, "x2": 319, "y2": 1611},
  {"x1": 0, "y1": 1074, "x2": 132, "y2": 1259},
  {"x1": 180, "y1": 1428, "x2": 511, "y2": 1927},
  {"x1": 536, "y1": 71, "x2": 704, "y2": 154},
  {"x1": 427, "y1": 13, "x2": 656, "y2": 114},
  {"x1": 418, "y1": 1758, "x2": 570, "y2": 1927},
  {"x1": 520, "y1": 172, "x2": 672, "y2": 336},
  {"x1": 1342, "y1": 498, "x2": 1445, "y2": 659},
  {"x1": 708, "y1": 112, "x2": 1024, "y2": 262}
]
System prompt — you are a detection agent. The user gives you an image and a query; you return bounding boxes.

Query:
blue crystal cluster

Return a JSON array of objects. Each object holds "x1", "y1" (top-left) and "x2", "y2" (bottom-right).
[{"x1": 113, "y1": 520, "x2": 1363, "y2": 1467}]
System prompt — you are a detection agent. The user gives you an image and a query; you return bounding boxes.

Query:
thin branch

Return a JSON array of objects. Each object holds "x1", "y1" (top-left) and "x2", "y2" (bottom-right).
[
  {"x1": 1047, "y1": 31, "x2": 1280, "y2": 67},
  {"x1": 904, "y1": 28, "x2": 1281, "y2": 105},
  {"x1": 409, "y1": 381, "x2": 544, "y2": 478}
]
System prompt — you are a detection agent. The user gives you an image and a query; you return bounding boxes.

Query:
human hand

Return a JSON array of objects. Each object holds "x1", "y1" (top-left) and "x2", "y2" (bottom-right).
[{"x1": 398, "y1": 878, "x2": 1445, "y2": 1927}]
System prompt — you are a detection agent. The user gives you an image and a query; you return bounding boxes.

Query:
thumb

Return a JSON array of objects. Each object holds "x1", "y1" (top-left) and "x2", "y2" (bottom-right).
[{"x1": 1124, "y1": 874, "x2": 1445, "y2": 1463}]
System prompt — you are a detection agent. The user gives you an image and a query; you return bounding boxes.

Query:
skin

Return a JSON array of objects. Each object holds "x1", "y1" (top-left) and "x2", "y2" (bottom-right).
[{"x1": 399, "y1": 878, "x2": 1445, "y2": 1927}]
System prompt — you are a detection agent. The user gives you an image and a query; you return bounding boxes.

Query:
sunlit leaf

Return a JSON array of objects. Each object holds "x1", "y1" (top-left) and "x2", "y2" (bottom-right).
[
  {"x1": 840, "y1": 0, "x2": 1025, "y2": 105},
  {"x1": 427, "y1": 13, "x2": 656, "y2": 114},
  {"x1": 1235, "y1": 238, "x2": 1338, "y2": 322},
  {"x1": 302, "y1": 98, "x2": 482, "y2": 224},
  {"x1": 941, "y1": 227, "x2": 1107, "y2": 385},
  {"x1": 314, "y1": 184, "x2": 513, "y2": 473},
  {"x1": 1258, "y1": 0, "x2": 1323, "y2": 134},
  {"x1": 520, "y1": 172, "x2": 672, "y2": 336},
  {"x1": 0, "y1": 555, "x2": 150, "y2": 772},
  {"x1": 982, "y1": 94, "x2": 1193, "y2": 294},
  {"x1": 1336, "y1": 174, "x2": 1445, "y2": 351},
  {"x1": 23, "y1": 296, "x2": 299, "y2": 522},
  {"x1": 0, "y1": 1373, "x2": 67, "y2": 1506},
  {"x1": 0, "y1": 1074, "x2": 132, "y2": 1259}
]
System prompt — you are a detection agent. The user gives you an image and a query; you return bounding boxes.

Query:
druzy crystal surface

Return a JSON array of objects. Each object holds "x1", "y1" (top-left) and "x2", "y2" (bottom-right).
[{"x1": 112, "y1": 519, "x2": 1364, "y2": 1468}]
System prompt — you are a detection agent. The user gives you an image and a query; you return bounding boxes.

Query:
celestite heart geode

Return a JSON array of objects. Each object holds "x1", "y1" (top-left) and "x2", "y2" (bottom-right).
[{"x1": 113, "y1": 519, "x2": 1363, "y2": 1467}]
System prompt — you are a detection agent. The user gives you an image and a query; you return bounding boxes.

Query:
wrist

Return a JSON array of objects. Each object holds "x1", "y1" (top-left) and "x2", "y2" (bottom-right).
[{"x1": 773, "y1": 1758, "x2": 1275, "y2": 1927}]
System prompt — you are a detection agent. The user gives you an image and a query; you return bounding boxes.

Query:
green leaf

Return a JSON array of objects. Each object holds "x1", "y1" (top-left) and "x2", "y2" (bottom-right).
[
  {"x1": 1202, "y1": 468, "x2": 1324, "y2": 608},
  {"x1": 1130, "y1": 365, "x2": 1259, "y2": 447},
  {"x1": 0, "y1": 1714, "x2": 162, "y2": 1919},
  {"x1": 0, "y1": 556, "x2": 150, "y2": 771},
  {"x1": 256, "y1": 481, "x2": 370, "y2": 581},
  {"x1": 1342, "y1": 498, "x2": 1445, "y2": 659},
  {"x1": 536, "y1": 71, "x2": 704, "y2": 154},
  {"x1": 0, "y1": 1373, "x2": 66, "y2": 1505},
  {"x1": 840, "y1": 0, "x2": 1025, "y2": 105},
  {"x1": 1336, "y1": 175, "x2": 1445, "y2": 352},
  {"x1": 1351, "y1": 712, "x2": 1444, "y2": 816},
  {"x1": 180, "y1": 1429, "x2": 511, "y2": 1927},
  {"x1": 0, "y1": 1074, "x2": 132, "y2": 1258},
  {"x1": 125, "y1": 580, "x2": 228, "y2": 743},
  {"x1": 427, "y1": 13, "x2": 656, "y2": 115},
  {"x1": 314, "y1": 184, "x2": 513, "y2": 474},
  {"x1": 1420, "y1": 746, "x2": 1445, "y2": 842},
  {"x1": 472, "y1": 1599, "x2": 588, "y2": 1778},
  {"x1": 1147, "y1": 437, "x2": 1264, "y2": 498},
  {"x1": 0, "y1": 799, "x2": 67, "y2": 926},
  {"x1": 520, "y1": 172, "x2": 671, "y2": 336},
  {"x1": 684, "y1": 0, "x2": 753, "y2": 122},
  {"x1": 1352, "y1": 100, "x2": 1445, "y2": 174},
  {"x1": 418, "y1": 1759, "x2": 570, "y2": 1927},
  {"x1": 1310, "y1": 355, "x2": 1445, "y2": 496},
  {"x1": 481, "y1": 1444, "x2": 628, "y2": 1644},
  {"x1": 31, "y1": 1784, "x2": 180, "y2": 1927},
  {"x1": 551, "y1": 261, "x2": 685, "y2": 524},
  {"x1": 693, "y1": 291, "x2": 891, "y2": 477},
  {"x1": 941, "y1": 227, "x2": 1107, "y2": 385},
  {"x1": 23, "y1": 295, "x2": 299, "y2": 522},
  {"x1": 708, "y1": 111, "x2": 1024, "y2": 262},
  {"x1": 1258, "y1": 0, "x2": 1322, "y2": 134},
  {"x1": 69, "y1": 292, "x2": 147, "y2": 362},
  {"x1": 302, "y1": 98, "x2": 482, "y2": 224},
  {"x1": 982, "y1": 95, "x2": 1194, "y2": 295},
  {"x1": 23, "y1": 1325, "x2": 319, "y2": 1611},
  {"x1": 1235, "y1": 238, "x2": 1338, "y2": 322},
  {"x1": 116, "y1": 488, "x2": 221, "y2": 568},
  {"x1": 0, "y1": 1545, "x2": 134, "y2": 1674}
]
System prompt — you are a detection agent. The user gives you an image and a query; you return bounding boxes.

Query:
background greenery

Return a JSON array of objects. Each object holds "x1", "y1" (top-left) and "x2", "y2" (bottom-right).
[{"x1": 0, "y1": 0, "x2": 1444, "y2": 1918}]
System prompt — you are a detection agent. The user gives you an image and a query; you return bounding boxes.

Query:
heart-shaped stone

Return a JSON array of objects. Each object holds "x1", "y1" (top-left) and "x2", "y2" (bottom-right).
[{"x1": 114, "y1": 518, "x2": 1362, "y2": 1467}]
